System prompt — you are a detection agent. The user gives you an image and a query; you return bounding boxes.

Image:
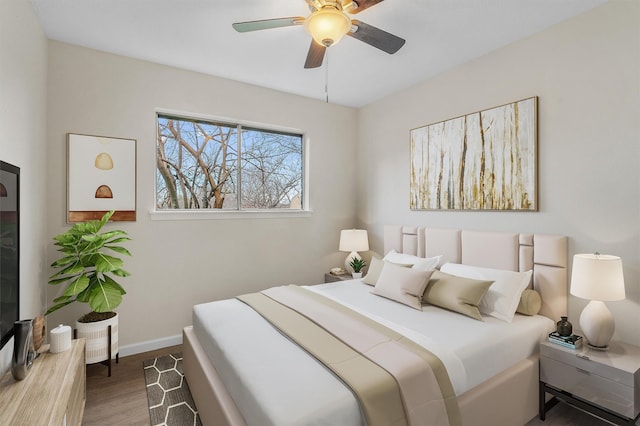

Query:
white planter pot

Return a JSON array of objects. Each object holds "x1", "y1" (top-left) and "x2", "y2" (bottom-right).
[
  {"x1": 75, "y1": 313, "x2": 118, "y2": 364},
  {"x1": 352, "y1": 272, "x2": 363, "y2": 279}
]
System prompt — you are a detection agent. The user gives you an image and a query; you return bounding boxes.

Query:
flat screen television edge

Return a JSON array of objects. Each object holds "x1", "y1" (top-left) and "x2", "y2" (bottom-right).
[{"x1": 0, "y1": 160, "x2": 20, "y2": 351}]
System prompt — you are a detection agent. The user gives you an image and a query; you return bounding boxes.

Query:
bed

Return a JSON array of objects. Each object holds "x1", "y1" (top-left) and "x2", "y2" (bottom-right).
[{"x1": 183, "y1": 226, "x2": 568, "y2": 425}]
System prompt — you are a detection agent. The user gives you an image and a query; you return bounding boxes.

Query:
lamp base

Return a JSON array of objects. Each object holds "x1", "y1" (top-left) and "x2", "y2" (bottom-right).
[
  {"x1": 586, "y1": 343, "x2": 610, "y2": 351},
  {"x1": 579, "y1": 300, "x2": 615, "y2": 350}
]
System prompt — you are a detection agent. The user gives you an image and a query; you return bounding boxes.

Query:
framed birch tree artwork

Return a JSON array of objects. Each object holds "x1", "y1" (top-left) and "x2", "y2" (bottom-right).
[
  {"x1": 67, "y1": 133, "x2": 137, "y2": 222},
  {"x1": 410, "y1": 97, "x2": 537, "y2": 211}
]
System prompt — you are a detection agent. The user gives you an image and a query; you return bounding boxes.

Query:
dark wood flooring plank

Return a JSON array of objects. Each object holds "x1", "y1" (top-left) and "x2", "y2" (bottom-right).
[{"x1": 83, "y1": 345, "x2": 182, "y2": 425}]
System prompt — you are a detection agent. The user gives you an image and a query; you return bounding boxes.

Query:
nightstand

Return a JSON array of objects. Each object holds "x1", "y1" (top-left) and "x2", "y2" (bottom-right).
[
  {"x1": 324, "y1": 272, "x2": 352, "y2": 283},
  {"x1": 539, "y1": 339, "x2": 640, "y2": 425}
]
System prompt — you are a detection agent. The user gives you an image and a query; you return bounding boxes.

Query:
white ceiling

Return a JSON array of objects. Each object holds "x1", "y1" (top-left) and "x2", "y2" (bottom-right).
[{"x1": 30, "y1": 0, "x2": 606, "y2": 108}]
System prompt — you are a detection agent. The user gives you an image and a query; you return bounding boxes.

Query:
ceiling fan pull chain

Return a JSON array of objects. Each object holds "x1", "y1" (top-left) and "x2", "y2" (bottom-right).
[{"x1": 325, "y1": 50, "x2": 329, "y2": 103}]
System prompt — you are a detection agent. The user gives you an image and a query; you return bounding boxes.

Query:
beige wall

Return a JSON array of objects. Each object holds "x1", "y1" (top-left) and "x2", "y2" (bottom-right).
[
  {"x1": 45, "y1": 42, "x2": 359, "y2": 354},
  {"x1": 357, "y1": 1, "x2": 640, "y2": 345},
  {"x1": 0, "y1": 0, "x2": 48, "y2": 373}
]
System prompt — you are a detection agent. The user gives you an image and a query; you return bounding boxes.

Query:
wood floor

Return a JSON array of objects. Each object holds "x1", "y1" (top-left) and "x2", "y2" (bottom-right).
[{"x1": 83, "y1": 345, "x2": 181, "y2": 426}]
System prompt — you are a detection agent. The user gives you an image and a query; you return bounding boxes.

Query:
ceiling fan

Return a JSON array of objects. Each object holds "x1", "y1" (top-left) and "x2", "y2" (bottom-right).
[{"x1": 232, "y1": 0, "x2": 405, "y2": 69}]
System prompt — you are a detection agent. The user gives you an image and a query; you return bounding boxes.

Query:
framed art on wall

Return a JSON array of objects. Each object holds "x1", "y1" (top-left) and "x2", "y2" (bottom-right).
[
  {"x1": 410, "y1": 97, "x2": 537, "y2": 211},
  {"x1": 67, "y1": 133, "x2": 137, "y2": 222}
]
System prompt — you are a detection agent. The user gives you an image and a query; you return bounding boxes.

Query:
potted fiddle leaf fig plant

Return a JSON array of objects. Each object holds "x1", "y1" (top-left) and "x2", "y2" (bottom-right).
[
  {"x1": 46, "y1": 210, "x2": 131, "y2": 366},
  {"x1": 349, "y1": 257, "x2": 367, "y2": 279}
]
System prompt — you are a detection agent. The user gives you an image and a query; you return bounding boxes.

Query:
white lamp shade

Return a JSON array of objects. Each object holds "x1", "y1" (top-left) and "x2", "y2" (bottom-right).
[
  {"x1": 339, "y1": 229, "x2": 369, "y2": 252},
  {"x1": 570, "y1": 253, "x2": 625, "y2": 301}
]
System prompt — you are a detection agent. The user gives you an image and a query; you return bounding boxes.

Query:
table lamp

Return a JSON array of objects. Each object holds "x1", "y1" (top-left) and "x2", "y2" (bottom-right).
[
  {"x1": 339, "y1": 229, "x2": 369, "y2": 272},
  {"x1": 570, "y1": 253, "x2": 625, "y2": 350}
]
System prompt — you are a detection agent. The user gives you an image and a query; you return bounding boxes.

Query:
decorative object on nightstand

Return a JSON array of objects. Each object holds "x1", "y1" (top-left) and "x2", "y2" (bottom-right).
[
  {"x1": 570, "y1": 253, "x2": 625, "y2": 350},
  {"x1": 330, "y1": 267, "x2": 346, "y2": 275},
  {"x1": 339, "y1": 229, "x2": 369, "y2": 273},
  {"x1": 556, "y1": 316, "x2": 573, "y2": 337},
  {"x1": 348, "y1": 257, "x2": 367, "y2": 279},
  {"x1": 547, "y1": 331, "x2": 582, "y2": 349}
]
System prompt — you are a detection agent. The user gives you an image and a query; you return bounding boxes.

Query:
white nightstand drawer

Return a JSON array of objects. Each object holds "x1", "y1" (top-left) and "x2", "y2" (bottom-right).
[
  {"x1": 541, "y1": 355, "x2": 637, "y2": 418},
  {"x1": 540, "y1": 342, "x2": 636, "y2": 387}
]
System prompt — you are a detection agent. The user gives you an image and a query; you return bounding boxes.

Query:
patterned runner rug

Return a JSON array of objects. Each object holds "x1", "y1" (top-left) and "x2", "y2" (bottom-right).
[{"x1": 143, "y1": 352, "x2": 202, "y2": 426}]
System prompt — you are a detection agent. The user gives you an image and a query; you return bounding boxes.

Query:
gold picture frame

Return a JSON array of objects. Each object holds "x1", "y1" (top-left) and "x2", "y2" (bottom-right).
[
  {"x1": 410, "y1": 97, "x2": 537, "y2": 211},
  {"x1": 67, "y1": 133, "x2": 137, "y2": 222}
]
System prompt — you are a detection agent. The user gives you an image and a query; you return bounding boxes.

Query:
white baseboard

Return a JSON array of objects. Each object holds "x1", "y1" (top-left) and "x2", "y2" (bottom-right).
[{"x1": 118, "y1": 334, "x2": 183, "y2": 357}]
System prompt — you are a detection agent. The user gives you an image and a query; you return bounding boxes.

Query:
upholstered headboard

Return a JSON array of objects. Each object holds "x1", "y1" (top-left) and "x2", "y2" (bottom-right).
[{"x1": 383, "y1": 226, "x2": 568, "y2": 321}]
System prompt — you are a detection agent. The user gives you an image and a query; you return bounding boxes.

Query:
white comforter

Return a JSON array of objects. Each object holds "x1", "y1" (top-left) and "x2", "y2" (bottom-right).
[{"x1": 192, "y1": 279, "x2": 554, "y2": 426}]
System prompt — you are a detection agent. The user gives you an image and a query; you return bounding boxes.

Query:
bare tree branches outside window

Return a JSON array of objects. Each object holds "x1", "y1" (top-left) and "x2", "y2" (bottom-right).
[{"x1": 156, "y1": 114, "x2": 303, "y2": 211}]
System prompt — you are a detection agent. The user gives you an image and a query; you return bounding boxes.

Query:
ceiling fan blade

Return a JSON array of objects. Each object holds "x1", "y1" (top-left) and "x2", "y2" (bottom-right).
[
  {"x1": 348, "y1": 0, "x2": 384, "y2": 14},
  {"x1": 347, "y1": 19, "x2": 405, "y2": 54},
  {"x1": 304, "y1": 40, "x2": 326, "y2": 68},
  {"x1": 232, "y1": 17, "x2": 304, "y2": 33}
]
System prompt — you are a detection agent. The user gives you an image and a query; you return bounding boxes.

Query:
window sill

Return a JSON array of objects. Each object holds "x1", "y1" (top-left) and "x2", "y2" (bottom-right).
[{"x1": 148, "y1": 209, "x2": 313, "y2": 221}]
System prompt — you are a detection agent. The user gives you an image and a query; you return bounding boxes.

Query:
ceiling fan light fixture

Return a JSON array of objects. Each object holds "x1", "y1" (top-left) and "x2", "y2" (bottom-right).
[{"x1": 304, "y1": 7, "x2": 351, "y2": 47}]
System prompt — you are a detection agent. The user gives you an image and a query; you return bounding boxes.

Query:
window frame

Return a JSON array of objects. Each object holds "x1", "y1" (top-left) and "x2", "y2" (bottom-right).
[{"x1": 151, "y1": 109, "x2": 310, "y2": 221}]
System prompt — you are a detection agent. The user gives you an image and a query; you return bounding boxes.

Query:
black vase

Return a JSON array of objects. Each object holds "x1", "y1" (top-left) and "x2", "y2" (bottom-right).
[
  {"x1": 11, "y1": 319, "x2": 37, "y2": 381},
  {"x1": 556, "y1": 316, "x2": 573, "y2": 337}
]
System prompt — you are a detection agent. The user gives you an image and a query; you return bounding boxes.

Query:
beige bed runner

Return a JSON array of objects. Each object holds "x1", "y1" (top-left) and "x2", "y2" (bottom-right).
[{"x1": 237, "y1": 285, "x2": 461, "y2": 426}]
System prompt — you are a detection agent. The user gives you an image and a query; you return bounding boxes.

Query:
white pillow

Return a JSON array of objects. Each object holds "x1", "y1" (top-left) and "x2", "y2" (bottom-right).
[
  {"x1": 383, "y1": 250, "x2": 442, "y2": 270},
  {"x1": 411, "y1": 255, "x2": 442, "y2": 271},
  {"x1": 383, "y1": 249, "x2": 421, "y2": 266},
  {"x1": 371, "y1": 262, "x2": 434, "y2": 310},
  {"x1": 440, "y1": 263, "x2": 532, "y2": 322}
]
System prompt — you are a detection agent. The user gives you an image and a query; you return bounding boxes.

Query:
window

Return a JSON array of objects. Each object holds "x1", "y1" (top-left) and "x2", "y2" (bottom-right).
[{"x1": 156, "y1": 114, "x2": 304, "y2": 212}]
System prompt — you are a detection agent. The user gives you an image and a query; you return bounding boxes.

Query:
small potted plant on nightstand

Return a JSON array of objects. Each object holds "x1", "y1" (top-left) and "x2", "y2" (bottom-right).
[
  {"x1": 349, "y1": 257, "x2": 367, "y2": 279},
  {"x1": 46, "y1": 210, "x2": 131, "y2": 372}
]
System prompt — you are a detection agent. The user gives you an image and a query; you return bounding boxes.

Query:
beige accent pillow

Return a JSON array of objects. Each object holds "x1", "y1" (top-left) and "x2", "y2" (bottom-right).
[
  {"x1": 422, "y1": 270, "x2": 494, "y2": 321},
  {"x1": 440, "y1": 263, "x2": 532, "y2": 323},
  {"x1": 372, "y1": 262, "x2": 434, "y2": 310},
  {"x1": 362, "y1": 256, "x2": 384, "y2": 286},
  {"x1": 516, "y1": 289, "x2": 541, "y2": 316}
]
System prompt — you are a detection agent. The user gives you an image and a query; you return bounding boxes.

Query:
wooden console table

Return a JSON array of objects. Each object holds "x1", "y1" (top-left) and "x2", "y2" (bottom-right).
[{"x1": 0, "y1": 339, "x2": 86, "y2": 425}]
